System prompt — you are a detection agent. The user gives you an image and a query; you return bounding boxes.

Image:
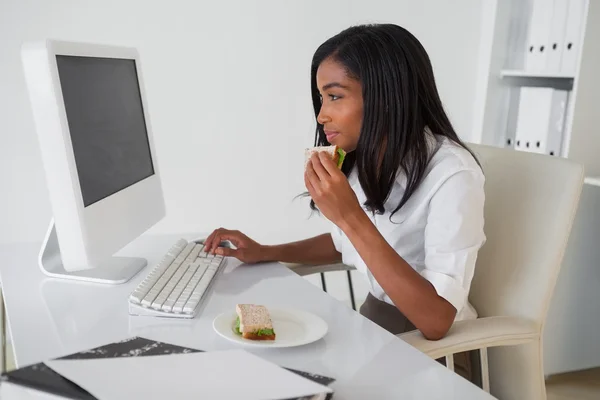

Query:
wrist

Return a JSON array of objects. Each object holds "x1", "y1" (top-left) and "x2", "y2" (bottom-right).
[
  {"x1": 339, "y1": 206, "x2": 371, "y2": 235},
  {"x1": 259, "y1": 245, "x2": 277, "y2": 262}
]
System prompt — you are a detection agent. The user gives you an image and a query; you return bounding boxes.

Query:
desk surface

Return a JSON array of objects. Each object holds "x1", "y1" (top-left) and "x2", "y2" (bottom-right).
[{"x1": 0, "y1": 234, "x2": 492, "y2": 399}]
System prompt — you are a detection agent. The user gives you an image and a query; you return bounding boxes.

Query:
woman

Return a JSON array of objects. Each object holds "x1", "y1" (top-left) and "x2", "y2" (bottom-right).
[{"x1": 204, "y1": 24, "x2": 485, "y2": 384}]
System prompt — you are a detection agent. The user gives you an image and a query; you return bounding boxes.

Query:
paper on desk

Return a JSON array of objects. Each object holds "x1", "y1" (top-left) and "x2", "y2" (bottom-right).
[{"x1": 45, "y1": 349, "x2": 332, "y2": 400}]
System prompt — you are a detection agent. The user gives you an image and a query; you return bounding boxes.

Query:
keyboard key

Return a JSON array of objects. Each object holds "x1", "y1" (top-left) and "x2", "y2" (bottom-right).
[
  {"x1": 188, "y1": 244, "x2": 202, "y2": 260},
  {"x1": 151, "y1": 298, "x2": 166, "y2": 310},
  {"x1": 167, "y1": 239, "x2": 188, "y2": 257},
  {"x1": 141, "y1": 297, "x2": 153, "y2": 307},
  {"x1": 161, "y1": 298, "x2": 177, "y2": 312},
  {"x1": 183, "y1": 303, "x2": 196, "y2": 313},
  {"x1": 129, "y1": 290, "x2": 145, "y2": 304},
  {"x1": 181, "y1": 242, "x2": 196, "y2": 255},
  {"x1": 173, "y1": 300, "x2": 186, "y2": 313}
]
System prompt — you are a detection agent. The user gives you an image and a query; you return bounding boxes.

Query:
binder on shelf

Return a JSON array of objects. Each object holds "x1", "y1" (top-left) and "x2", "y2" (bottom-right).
[
  {"x1": 547, "y1": 90, "x2": 569, "y2": 156},
  {"x1": 560, "y1": 0, "x2": 586, "y2": 75},
  {"x1": 505, "y1": 0, "x2": 531, "y2": 69},
  {"x1": 514, "y1": 88, "x2": 543, "y2": 154},
  {"x1": 513, "y1": 87, "x2": 568, "y2": 157},
  {"x1": 503, "y1": 88, "x2": 521, "y2": 149},
  {"x1": 546, "y1": 0, "x2": 569, "y2": 73},
  {"x1": 525, "y1": 0, "x2": 554, "y2": 73}
]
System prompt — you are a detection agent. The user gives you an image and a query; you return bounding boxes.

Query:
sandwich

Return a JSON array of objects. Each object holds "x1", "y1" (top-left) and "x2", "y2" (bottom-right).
[
  {"x1": 235, "y1": 304, "x2": 276, "y2": 341},
  {"x1": 305, "y1": 145, "x2": 346, "y2": 169}
]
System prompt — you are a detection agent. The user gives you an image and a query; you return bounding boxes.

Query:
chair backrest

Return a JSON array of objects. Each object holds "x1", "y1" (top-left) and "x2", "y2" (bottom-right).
[{"x1": 468, "y1": 144, "x2": 584, "y2": 325}]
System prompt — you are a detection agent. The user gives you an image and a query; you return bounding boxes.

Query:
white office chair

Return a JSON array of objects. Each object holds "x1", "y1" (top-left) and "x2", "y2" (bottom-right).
[
  {"x1": 284, "y1": 262, "x2": 358, "y2": 309},
  {"x1": 288, "y1": 144, "x2": 584, "y2": 400}
]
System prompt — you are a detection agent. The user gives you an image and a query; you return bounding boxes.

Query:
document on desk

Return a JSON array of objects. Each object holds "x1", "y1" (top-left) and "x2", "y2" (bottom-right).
[{"x1": 45, "y1": 349, "x2": 332, "y2": 400}]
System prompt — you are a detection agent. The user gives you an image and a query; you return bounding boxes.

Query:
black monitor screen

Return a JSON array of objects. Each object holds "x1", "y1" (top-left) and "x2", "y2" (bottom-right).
[{"x1": 56, "y1": 55, "x2": 154, "y2": 207}]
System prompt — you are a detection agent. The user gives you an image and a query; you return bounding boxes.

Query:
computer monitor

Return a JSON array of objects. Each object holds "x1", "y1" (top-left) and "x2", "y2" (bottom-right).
[{"x1": 21, "y1": 39, "x2": 165, "y2": 284}]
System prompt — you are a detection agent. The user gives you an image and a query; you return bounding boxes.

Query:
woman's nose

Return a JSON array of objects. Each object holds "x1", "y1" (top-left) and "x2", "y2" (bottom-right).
[{"x1": 317, "y1": 107, "x2": 331, "y2": 125}]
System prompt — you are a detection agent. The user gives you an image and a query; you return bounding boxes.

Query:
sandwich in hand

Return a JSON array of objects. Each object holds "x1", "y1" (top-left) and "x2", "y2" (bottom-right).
[
  {"x1": 305, "y1": 145, "x2": 346, "y2": 169},
  {"x1": 235, "y1": 304, "x2": 276, "y2": 341}
]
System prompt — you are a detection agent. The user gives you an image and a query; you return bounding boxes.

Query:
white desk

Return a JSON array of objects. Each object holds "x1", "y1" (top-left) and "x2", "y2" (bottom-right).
[{"x1": 0, "y1": 234, "x2": 492, "y2": 399}]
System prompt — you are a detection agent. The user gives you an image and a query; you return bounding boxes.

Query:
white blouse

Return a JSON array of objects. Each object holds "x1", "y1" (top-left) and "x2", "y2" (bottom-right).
[{"x1": 331, "y1": 135, "x2": 486, "y2": 321}]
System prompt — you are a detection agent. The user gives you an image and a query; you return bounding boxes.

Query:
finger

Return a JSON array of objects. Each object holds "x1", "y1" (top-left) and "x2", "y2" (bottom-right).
[
  {"x1": 208, "y1": 229, "x2": 227, "y2": 254},
  {"x1": 319, "y1": 152, "x2": 340, "y2": 176},
  {"x1": 304, "y1": 172, "x2": 315, "y2": 196},
  {"x1": 305, "y1": 161, "x2": 320, "y2": 185},
  {"x1": 203, "y1": 229, "x2": 219, "y2": 251},
  {"x1": 210, "y1": 235, "x2": 223, "y2": 254},
  {"x1": 311, "y1": 153, "x2": 331, "y2": 181},
  {"x1": 203, "y1": 231, "x2": 216, "y2": 253},
  {"x1": 305, "y1": 167, "x2": 322, "y2": 198},
  {"x1": 207, "y1": 228, "x2": 225, "y2": 254}
]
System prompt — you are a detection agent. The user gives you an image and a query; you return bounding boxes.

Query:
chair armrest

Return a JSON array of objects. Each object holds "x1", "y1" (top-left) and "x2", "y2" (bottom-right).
[
  {"x1": 280, "y1": 262, "x2": 356, "y2": 276},
  {"x1": 398, "y1": 316, "x2": 539, "y2": 359}
]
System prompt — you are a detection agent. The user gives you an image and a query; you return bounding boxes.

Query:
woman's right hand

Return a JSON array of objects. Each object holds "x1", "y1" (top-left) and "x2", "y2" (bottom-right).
[{"x1": 203, "y1": 228, "x2": 267, "y2": 264}]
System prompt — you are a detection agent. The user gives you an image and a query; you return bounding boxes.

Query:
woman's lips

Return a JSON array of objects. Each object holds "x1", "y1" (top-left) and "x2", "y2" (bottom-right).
[{"x1": 325, "y1": 130, "x2": 339, "y2": 141}]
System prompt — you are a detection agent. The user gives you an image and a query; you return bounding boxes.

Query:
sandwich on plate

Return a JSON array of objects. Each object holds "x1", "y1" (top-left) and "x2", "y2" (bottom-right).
[
  {"x1": 235, "y1": 304, "x2": 276, "y2": 341},
  {"x1": 305, "y1": 145, "x2": 346, "y2": 169}
]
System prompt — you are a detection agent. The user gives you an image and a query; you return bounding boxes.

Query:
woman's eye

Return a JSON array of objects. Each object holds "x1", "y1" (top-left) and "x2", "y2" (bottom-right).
[{"x1": 318, "y1": 93, "x2": 341, "y2": 102}]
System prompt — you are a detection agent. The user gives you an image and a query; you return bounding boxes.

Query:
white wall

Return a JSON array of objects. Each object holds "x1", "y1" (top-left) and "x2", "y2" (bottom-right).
[
  {"x1": 0, "y1": 0, "x2": 487, "y2": 246},
  {"x1": 544, "y1": 183, "x2": 600, "y2": 375}
]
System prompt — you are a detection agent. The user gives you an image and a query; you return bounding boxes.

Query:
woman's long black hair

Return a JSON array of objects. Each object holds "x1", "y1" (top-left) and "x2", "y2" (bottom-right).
[{"x1": 310, "y1": 24, "x2": 478, "y2": 217}]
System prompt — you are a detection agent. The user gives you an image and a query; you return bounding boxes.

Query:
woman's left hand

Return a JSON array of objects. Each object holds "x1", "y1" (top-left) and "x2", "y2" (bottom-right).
[{"x1": 305, "y1": 152, "x2": 363, "y2": 228}]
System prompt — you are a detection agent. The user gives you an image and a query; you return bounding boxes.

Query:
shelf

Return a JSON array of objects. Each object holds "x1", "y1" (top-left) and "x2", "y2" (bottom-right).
[
  {"x1": 584, "y1": 176, "x2": 600, "y2": 187},
  {"x1": 499, "y1": 69, "x2": 575, "y2": 90},
  {"x1": 500, "y1": 69, "x2": 575, "y2": 79}
]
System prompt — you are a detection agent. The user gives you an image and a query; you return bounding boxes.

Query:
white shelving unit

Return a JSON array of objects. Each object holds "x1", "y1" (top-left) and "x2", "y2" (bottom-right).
[
  {"x1": 583, "y1": 176, "x2": 600, "y2": 187},
  {"x1": 473, "y1": 0, "x2": 600, "y2": 377},
  {"x1": 500, "y1": 69, "x2": 575, "y2": 80},
  {"x1": 476, "y1": 0, "x2": 599, "y2": 175}
]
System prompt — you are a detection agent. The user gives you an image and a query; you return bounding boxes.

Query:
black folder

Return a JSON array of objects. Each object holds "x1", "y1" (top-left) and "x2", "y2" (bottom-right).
[{"x1": 1, "y1": 336, "x2": 335, "y2": 400}]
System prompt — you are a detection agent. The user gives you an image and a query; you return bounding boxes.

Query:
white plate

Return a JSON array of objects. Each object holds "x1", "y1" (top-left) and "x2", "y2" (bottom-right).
[{"x1": 213, "y1": 308, "x2": 328, "y2": 348}]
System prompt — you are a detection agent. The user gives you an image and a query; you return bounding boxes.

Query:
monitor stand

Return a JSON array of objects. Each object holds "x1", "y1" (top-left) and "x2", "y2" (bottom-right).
[{"x1": 39, "y1": 220, "x2": 147, "y2": 284}]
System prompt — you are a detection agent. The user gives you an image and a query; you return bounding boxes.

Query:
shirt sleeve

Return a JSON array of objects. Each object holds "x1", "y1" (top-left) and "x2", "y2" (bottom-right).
[{"x1": 421, "y1": 169, "x2": 486, "y2": 313}]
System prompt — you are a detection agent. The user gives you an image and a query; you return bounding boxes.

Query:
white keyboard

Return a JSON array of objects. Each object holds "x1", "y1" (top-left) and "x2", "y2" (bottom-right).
[{"x1": 128, "y1": 239, "x2": 226, "y2": 318}]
